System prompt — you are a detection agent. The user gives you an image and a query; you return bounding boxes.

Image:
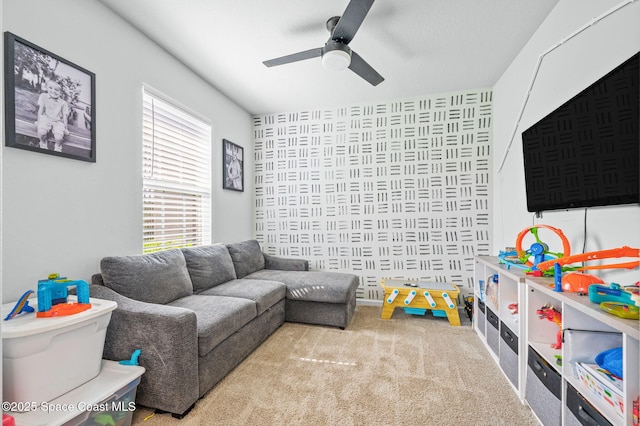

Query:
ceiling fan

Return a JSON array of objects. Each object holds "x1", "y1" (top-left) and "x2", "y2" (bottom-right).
[{"x1": 263, "y1": 0, "x2": 384, "y2": 86}]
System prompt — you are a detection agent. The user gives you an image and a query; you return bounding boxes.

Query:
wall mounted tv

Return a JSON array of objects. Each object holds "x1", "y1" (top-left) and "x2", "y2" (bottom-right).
[{"x1": 521, "y1": 52, "x2": 639, "y2": 213}]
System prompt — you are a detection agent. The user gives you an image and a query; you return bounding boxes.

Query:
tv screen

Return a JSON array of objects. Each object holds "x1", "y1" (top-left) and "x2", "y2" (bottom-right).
[{"x1": 521, "y1": 52, "x2": 639, "y2": 213}]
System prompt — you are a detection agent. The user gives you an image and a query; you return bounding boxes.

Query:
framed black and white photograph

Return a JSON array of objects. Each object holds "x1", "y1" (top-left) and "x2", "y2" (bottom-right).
[
  {"x1": 4, "y1": 32, "x2": 96, "y2": 162},
  {"x1": 223, "y1": 139, "x2": 244, "y2": 192}
]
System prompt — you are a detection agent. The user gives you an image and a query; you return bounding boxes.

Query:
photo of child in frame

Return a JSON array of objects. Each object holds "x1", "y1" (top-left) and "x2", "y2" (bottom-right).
[
  {"x1": 5, "y1": 32, "x2": 95, "y2": 162},
  {"x1": 223, "y1": 139, "x2": 244, "y2": 192}
]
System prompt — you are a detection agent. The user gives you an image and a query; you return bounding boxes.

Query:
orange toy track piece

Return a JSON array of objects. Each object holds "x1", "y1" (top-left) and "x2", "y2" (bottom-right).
[
  {"x1": 515, "y1": 225, "x2": 571, "y2": 269},
  {"x1": 36, "y1": 303, "x2": 92, "y2": 318},
  {"x1": 537, "y1": 246, "x2": 640, "y2": 273}
]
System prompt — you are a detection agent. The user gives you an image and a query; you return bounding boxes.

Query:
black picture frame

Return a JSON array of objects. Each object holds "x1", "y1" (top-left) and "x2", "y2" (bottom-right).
[
  {"x1": 4, "y1": 32, "x2": 96, "y2": 162},
  {"x1": 223, "y1": 139, "x2": 244, "y2": 192}
]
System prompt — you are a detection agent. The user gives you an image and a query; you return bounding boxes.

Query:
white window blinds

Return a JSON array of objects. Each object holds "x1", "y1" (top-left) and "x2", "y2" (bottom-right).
[{"x1": 142, "y1": 89, "x2": 211, "y2": 253}]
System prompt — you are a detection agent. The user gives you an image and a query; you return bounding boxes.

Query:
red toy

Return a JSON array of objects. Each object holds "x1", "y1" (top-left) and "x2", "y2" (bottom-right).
[
  {"x1": 2, "y1": 414, "x2": 15, "y2": 426},
  {"x1": 537, "y1": 304, "x2": 562, "y2": 349}
]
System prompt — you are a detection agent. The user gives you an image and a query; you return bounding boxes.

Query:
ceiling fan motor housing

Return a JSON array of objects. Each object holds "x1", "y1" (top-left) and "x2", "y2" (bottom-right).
[{"x1": 326, "y1": 16, "x2": 341, "y2": 34}]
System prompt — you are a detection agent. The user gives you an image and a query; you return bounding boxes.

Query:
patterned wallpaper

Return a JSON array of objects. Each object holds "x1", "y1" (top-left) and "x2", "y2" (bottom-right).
[{"x1": 253, "y1": 89, "x2": 492, "y2": 300}]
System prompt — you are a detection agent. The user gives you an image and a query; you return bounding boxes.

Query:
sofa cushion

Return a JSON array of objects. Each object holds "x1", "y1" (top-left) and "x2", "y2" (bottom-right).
[
  {"x1": 226, "y1": 240, "x2": 265, "y2": 278},
  {"x1": 168, "y1": 295, "x2": 257, "y2": 357},
  {"x1": 181, "y1": 244, "x2": 237, "y2": 292},
  {"x1": 263, "y1": 254, "x2": 309, "y2": 271},
  {"x1": 246, "y1": 270, "x2": 359, "y2": 304},
  {"x1": 100, "y1": 249, "x2": 193, "y2": 305},
  {"x1": 198, "y1": 279, "x2": 285, "y2": 316}
]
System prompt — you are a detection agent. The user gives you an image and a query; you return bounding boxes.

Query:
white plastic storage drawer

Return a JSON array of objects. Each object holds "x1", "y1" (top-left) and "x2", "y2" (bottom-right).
[
  {"x1": 2, "y1": 297, "x2": 117, "y2": 406},
  {"x1": 9, "y1": 360, "x2": 145, "y2": 426},
  {"x1": 67, "y1": 376, "x2": 141, "y2": 426}
]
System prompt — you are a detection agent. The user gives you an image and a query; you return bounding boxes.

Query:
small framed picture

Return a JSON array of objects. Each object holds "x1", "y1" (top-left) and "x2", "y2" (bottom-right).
[
  {"x1": 4, "y1": 32, "x2": 96, "y2": 162},
  {"x1": 223, "y1": 139, "x2": 244, "y2": 192}
]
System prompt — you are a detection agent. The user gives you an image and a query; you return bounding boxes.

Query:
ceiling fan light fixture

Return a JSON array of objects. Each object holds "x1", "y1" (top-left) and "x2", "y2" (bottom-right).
[{"x1": 322, "y1": 43, "x2": 351, "y2": 71}]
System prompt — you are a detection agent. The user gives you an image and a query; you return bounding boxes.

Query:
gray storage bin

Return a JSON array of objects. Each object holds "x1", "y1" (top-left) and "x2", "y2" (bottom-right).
[
  {"x1": 475, "y1": 299, "x2": 486, "y2": 336},
  {"x1": 565, "y1": 383, "x2": 613, "y2": 426},
  {"x1": 499, "y1": 321, "x2": 518, "y2": 388},
  {"x1": 486, "y1": 307, "x2": 499, "y2": 356},
  {"x1": 525, "y1": 346, "x2": 561, "y2": 426}
]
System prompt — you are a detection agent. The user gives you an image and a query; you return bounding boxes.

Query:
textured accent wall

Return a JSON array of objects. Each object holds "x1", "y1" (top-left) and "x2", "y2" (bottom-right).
[{"x1": 253, "y1": 89, "x2": 492, "y2": 300}]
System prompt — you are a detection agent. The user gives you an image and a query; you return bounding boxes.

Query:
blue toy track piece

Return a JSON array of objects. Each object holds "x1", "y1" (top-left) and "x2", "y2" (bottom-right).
[
  {"x1": 589, "y1": 283, "x2": 635, "y2": 305},
  {"x1": 4, "y1": 290, "x2": 35, "y2": 320},
  {"x1": 498, "y1": 250, "x2": 528, "y2": 270}
]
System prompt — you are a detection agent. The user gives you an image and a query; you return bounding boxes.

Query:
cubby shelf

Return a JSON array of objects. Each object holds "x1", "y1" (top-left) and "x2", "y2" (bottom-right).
[
  {"x1": 473, "y1": 256, "x2": 527, "y2": 399},
  {"x1": 473, "y1": 255, "x2": 639, "y2": 426}
]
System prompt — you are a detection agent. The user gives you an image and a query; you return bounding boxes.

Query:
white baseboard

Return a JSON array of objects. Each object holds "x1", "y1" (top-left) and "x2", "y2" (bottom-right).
[{"x1": 356, "y1": 298, "x2": 383, "y2": 307}]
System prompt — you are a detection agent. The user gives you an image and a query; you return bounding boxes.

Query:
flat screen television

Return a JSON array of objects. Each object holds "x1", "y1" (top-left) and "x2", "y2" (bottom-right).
[{"x1": 521, "y1": 52, "x2": 639, "y2": 213}]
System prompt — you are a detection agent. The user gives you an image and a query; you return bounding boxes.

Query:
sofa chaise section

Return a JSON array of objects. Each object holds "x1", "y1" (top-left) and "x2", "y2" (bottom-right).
[
  {"x1": 246, "y1": 269, "x2": 359, "y2": 329},
  {"x1": 226, "y1": 240, "x2": 360, "y2": 329}
]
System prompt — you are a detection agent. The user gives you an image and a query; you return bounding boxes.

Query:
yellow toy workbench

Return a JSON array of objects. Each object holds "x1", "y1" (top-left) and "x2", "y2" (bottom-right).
[{"x1": 380, "y1": 279, "x2": 461, "y2": 326}]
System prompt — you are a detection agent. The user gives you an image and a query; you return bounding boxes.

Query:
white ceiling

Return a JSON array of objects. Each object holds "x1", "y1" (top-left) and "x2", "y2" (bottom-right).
[{"x1": 98, "y1": 0, "x2": 560, "y2": 116}]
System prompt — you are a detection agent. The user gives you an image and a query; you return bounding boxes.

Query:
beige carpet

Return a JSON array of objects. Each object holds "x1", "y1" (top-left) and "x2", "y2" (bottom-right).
[{"x1": 132, "y1": 305, "x2": 537, "y2": 425}]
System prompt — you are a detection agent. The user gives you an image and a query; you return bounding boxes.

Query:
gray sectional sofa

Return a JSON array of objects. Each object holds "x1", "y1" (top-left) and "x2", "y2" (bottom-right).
[{"x1": 89, "y1": 239, "x2": 359, "y2": 417}]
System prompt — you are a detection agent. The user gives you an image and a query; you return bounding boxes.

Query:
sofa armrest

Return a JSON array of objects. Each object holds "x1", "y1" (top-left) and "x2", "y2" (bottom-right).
[
  {"x1": 263, "y1": 253, "x2": 309, "y2": 271},
  {"x1": 91, "y1": 273, "x2": 105, "y2": 285},
  {"x1": 89, "y1": 284, "x2": 199, "y2": 415}
]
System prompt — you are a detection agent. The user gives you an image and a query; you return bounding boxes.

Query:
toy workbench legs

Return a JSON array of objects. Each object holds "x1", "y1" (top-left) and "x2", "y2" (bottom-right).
[{"x1": 380, "y1": 279, "x2": 461, "y2": 326}]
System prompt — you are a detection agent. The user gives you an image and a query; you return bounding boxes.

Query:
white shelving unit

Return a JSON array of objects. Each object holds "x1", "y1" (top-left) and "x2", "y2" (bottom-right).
[
  {"x1": 473, "y1": 256, "x2": 527, "y2": 400},
  {"x1": 474, "y1": 255, "x2": 639, "y2": 426}
]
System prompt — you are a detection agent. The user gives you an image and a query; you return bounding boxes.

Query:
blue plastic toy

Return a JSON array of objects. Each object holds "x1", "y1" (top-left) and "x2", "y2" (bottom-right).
[
  {"x1": 553, "y1": 263, "x2": 563, "y2": 292},
  {"x1": 37, "y1": 274, "x2": 90, "y2": 312},
  {"x1": 588, "y1": 283, "x2": 635, "y2": 305},
  {"x1": 4, "y1": 290, "x2": 35, "y2": 320},
  {"x1": 35, "y1": 274, "x2": 91, "y2": 317},
  {"x1": 498, "y1": 250, "x2": 528, "y2": 270},
  {"x1": 404, "y1": 307, "x2": 426, "y2": 315},
  {"x1": 595, "y1": 347, "x2": 623, "y2": 379},
  {"x1": 120, "y1": 349, "x2": 141, "y2": 366}
]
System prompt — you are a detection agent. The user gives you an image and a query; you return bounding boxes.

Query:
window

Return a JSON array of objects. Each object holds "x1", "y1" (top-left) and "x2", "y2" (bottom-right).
[{"x1": 142, "y1": 88, "x2": 211, "y2": 253}]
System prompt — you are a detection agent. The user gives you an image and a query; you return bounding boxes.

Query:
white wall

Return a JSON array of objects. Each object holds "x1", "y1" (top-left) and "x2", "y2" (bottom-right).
[
  {"x1": 493, "y1": 0, "x2": 640, "y2": 284},
  {"x1": 1, "y1": 0, "x2": 253, "y2": 303}
]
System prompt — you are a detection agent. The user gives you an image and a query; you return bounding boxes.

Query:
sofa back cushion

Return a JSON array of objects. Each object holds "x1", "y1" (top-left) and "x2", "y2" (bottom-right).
[
  {"x1": 181, "y1": 244, "x2": 237, "y2": 292},
  {"x1": 100, "y1": 249, "x2": 193, "y2": 304},
  {"x1": 226, "y1": 240, "x2": 265, "y2": 278}
]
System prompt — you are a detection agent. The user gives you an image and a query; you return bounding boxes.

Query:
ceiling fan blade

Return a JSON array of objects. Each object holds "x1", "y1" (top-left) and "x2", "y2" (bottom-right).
[
  {"x1": 263, "y1": 48, "x2": 323, "y2": 67},
  {"x1": 332, "y1": 0, "x2": 375, "y2": 44},
  {"x1": 348, "y1": 50, "x2": 384, "y2": 86}
]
